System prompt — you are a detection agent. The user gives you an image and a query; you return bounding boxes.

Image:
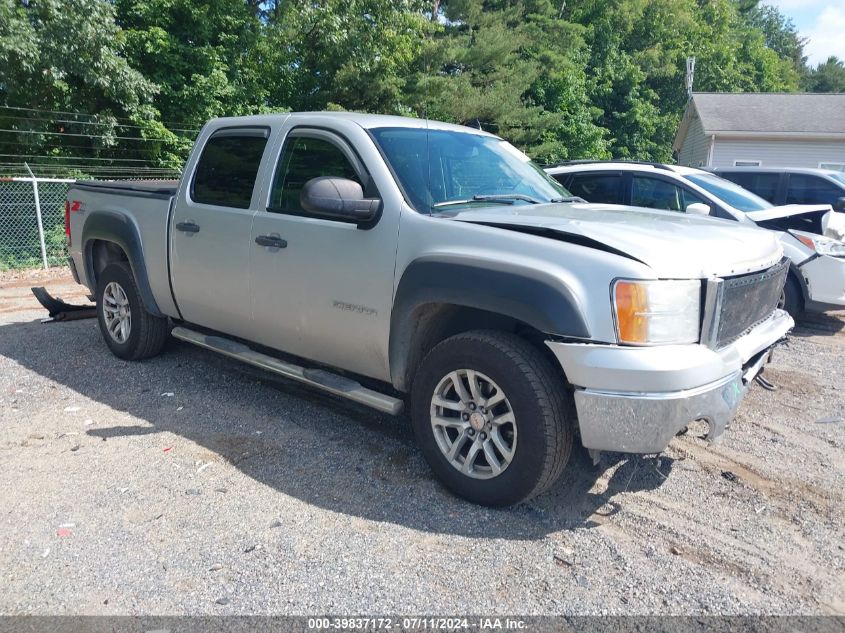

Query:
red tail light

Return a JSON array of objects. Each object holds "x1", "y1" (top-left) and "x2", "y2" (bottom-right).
[{"x1": 65, "y1": 200, "x2": 71, "y2": 246}]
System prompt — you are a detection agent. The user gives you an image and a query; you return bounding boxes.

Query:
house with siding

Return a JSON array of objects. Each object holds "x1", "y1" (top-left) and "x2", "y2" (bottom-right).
[{"x1": 673, "y1": 93, "x2": 845, "y2": 171}]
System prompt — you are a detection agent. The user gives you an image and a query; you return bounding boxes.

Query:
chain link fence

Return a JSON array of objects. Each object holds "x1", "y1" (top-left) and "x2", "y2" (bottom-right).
[{"x1": 0, "y1": 177, "x2": 75, "y2": 270}]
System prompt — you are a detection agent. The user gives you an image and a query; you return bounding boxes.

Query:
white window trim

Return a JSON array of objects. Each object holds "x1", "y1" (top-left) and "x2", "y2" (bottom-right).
[
  {"x1": 733, "y1": 160, "x2": 761, "y2": 167},
  {"x1": 819, "y1": 162, "x2": 845, "y2": 172}
]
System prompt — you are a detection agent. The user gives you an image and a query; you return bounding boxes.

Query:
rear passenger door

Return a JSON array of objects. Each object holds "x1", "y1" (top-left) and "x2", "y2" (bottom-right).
[{"x1": 170, "y1": 127, "x2": 270, "y2": 338}]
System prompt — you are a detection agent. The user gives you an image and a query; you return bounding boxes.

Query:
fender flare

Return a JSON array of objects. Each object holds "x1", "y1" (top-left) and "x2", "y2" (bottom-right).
[
  {"x1": 80, "y1": 210, "x2": 163, "y2": 316},
  {"x1": 389, "y1": 259, "x2": 590, "y2": 389}
]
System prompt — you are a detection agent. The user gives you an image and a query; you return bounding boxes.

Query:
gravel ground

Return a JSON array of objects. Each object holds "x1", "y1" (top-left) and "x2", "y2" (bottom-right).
[{"x1": 1, "y1": 270, "x2": 843, "y2": 616}]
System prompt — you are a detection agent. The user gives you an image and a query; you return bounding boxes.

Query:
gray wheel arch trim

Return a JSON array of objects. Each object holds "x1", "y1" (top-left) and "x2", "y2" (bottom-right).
[
  {"x1": 81, "y1": 210, "x2": 163, "y2": 316},
  {"x1": 389, "y1": 258, "x2": 590, "y2": 390}
]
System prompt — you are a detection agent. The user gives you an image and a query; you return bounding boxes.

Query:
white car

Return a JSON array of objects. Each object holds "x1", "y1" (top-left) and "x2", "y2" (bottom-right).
[{"x1": 546, "y1": 162, "x2": 845, "y2": 316}]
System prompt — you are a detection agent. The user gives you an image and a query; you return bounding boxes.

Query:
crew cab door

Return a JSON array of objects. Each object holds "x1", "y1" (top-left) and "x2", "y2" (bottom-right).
[
  {"x1": 170, "y1": 126, "x2": 270, "y2": 338},
  {"x1": 248, "y1": 126, "x2": 399, "y2": 382}
]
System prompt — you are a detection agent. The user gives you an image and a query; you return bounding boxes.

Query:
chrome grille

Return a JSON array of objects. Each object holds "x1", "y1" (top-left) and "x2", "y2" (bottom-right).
[{"x1": 702, "y1": 259, "x2": 789, "y2": 349}]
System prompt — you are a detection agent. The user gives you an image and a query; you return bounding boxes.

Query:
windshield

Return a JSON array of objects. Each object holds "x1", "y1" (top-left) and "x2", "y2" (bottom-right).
[
  {"x1": 685, "y1": 173, "x2": 773, "y2": 212},
  {"x1": 828, "y1": 172, "x2": 845, "y2": 187},
  {"x1": 369, "y1": 127, "x2": 571, "y2": 213}
]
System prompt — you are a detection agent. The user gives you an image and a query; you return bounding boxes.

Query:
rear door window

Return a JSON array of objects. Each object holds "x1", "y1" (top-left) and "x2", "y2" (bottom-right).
[
  {"x1": 565, "y1": 173, "x2": 622, "y2": 204},
  {"x1": 192, "y1": 128, "x2": 269, "y2": 208},
  {"x1": 786, "y1": 174, "x2": 844, "y2": 205}
]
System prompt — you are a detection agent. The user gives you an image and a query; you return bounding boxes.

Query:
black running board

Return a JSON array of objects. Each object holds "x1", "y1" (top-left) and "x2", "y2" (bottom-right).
[{"x1": 171, "y1": 326, "x2": 404, "y2": 415}]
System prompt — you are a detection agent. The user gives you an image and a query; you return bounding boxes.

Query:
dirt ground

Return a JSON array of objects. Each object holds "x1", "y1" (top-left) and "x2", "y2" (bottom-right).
[{"x1": 1, "y1": 269, "x2": 843, "y2": 616}]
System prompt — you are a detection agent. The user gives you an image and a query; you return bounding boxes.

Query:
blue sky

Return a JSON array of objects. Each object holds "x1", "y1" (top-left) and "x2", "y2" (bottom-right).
[{"x1": 764, "y1": 1, "x2": 845, "y2": 65}]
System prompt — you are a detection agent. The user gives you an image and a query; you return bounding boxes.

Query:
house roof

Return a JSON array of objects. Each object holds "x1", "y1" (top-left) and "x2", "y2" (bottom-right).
[{"x1": 673, "y1": 92, "x2": 845, "y2": 151}]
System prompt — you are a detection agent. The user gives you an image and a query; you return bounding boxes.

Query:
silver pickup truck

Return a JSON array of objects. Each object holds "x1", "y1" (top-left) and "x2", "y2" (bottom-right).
[{"x1": 66, "y1": 112, "x2": 793, "y2": 506}]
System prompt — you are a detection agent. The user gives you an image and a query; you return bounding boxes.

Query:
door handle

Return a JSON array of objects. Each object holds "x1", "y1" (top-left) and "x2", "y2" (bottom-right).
[
  {"x1": 175, "y1": 221, "x2": 200, "y2": 233},
  {"x1": 255, "y1": 235, "x2": 288, "y2": 248}
]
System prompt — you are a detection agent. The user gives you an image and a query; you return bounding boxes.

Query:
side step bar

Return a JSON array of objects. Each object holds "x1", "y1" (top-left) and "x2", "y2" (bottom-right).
[{"x1": 171, "y1": 326, "x2": 404, "y2": 415}]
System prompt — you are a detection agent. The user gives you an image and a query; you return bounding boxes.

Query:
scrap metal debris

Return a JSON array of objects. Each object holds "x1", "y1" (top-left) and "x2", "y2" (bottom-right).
[
  {"x1": 31, "y1": 287, "x2": 96, "y2": 323},
  {"x1": 755, "y1": 374, "x2": 778, "y2": 391}
]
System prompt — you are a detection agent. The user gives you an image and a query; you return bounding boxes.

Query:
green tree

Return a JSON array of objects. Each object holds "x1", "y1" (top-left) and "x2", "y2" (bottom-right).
[
  {"x1": 804, "y1": 57, "x2": 845, "y2": 93},
  {"x1": 571, "y1": 0, "x2": 800, "y2": 161},
  {"x1": 262, "y1": 0, "x2": 432, "y2": 115},
  {"x1": 115, "y1": 0, "x2": 266, "y2": 127},
  {"x1": 0, "y1": 0, "x2": 176, "y2": 171},
  {"x1": 745, "y1": 3, "x2": 807, "y2": 77},
  {"x1": 411, "y1": 0, "x2": 607, "y2": 161}
]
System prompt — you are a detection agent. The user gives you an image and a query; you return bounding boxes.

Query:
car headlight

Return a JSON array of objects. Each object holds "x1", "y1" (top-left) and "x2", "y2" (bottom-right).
[
  {"x1": 613, "y1": 279, "x2": 701, "y2": 345},
  {"x1": 790, "y1": 230, "x2": 845, "y2": 257}
]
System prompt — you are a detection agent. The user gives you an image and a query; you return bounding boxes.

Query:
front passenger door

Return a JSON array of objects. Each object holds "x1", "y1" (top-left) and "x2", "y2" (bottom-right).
[
  {"x1": 249, "y1": 129, "x2": 399, "y2": 381},
  {"x1": 630, "y1": 175, "x2": 707, "y2": 213}
]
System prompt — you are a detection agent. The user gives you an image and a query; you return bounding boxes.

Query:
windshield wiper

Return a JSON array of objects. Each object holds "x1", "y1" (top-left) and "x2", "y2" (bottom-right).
[
  {"x1": 432, "y1": 193, "x2": 543, "y2": 208},
  {"x1": 551, "y1": 196, "x2": 587, "y2": 203}
]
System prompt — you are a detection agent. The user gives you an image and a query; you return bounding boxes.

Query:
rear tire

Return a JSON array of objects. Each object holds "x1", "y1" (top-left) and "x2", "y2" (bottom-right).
[
  {"x1": 96, "y1": 261, "x2": 169, "y2": 360},
  {"x1": 410, "y1": 330, "x2": 573, "y2": 507}
]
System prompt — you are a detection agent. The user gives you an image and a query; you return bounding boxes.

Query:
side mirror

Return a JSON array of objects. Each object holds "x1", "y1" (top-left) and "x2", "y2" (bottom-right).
[
  {"x1": 686, "y1": 202, "x2": 711, "y2": 216},
  {"x1": 834, "y1": 197, "x2": 845, "y2": 213},
  {"x1": 300, "y1": 177, "x2": 380, "y2": 223}
]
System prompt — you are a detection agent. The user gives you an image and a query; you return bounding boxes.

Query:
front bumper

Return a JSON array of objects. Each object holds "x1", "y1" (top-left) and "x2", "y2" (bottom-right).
[
  {"x1": 800, "y1": 254, "x2": 845, "y2": 310},
  {"x1": 547, "y1": 309, "x2": 794, "y2": 454}
]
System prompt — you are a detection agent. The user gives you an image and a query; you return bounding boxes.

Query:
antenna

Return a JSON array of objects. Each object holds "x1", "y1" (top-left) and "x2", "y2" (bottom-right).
[{"x1": 685, "y1": 56, "x2": 696, "y2": 98}]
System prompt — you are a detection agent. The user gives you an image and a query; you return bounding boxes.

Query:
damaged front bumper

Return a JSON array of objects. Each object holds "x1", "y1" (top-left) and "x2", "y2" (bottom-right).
[
  {"x1": 547, "y1": 309, "x2": 794, "y2": 454},
  {"x1": 800, "y1": 254, "x2": 845, "y2": 312}
]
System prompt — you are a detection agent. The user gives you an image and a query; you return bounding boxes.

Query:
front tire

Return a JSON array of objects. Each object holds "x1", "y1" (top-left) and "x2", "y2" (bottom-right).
[
  {"x1": 96, "y1": 262, "x2": 169, "y2": 360},
  {"x1": 410, "y1": 330, "x2": 573, "y2": 506},
  {"x1": 780, "y1": 273, "x2": 803, "y2": 319}
]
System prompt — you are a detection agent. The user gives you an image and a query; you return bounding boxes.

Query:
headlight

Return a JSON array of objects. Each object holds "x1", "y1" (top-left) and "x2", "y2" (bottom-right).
[
  {"x1": 613, "y1": 279, "x2": 701, "y2": 345},
  {"x1": 790, "y1": 230, "x2": 845, "y2": 257}
]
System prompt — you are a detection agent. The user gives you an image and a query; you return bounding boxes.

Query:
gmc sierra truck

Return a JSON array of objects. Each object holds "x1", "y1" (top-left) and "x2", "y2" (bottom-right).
[{"x1": 65, "y1": 113, "x2": 793, "y2": 506}]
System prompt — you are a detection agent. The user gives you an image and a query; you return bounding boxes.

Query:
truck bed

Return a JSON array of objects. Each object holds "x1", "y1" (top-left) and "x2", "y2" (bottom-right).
[{"x1": 67, "y1": 178, "x2": 181, "y2": 318}]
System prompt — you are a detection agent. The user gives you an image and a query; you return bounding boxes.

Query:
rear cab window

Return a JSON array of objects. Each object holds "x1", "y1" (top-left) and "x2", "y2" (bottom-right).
[{"x1": 192, "y1": 127, "x2": 270, "y2": 208}]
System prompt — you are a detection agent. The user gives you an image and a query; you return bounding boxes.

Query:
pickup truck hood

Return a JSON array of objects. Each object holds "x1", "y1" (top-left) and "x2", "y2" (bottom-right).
[
  {"x1": 746, "y1": 205, "x2": 845, "y2": 240},
  {"x1": 448, "y1": 202, "x2": 782, "y2": 279}
]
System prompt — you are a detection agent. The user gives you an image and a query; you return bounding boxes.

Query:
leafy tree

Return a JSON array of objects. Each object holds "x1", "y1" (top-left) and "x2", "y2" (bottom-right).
[
  {"x1": 263, "y1": 0, "x2": 432, "y2": 114},
  {"x1": 411, "y1": 0, "x2": 607, "y2": 161},
  {"x1": 570, "y1": 0, "x2": 800, "y2": 161},
  {"x1": 115, "y1": 0, "x2": 266, "y2": 127},
  {"x1": 803, "y1": 57, "x2": 845, "y2": 93},
  {"x1": 0, "y1": 0, "x2": 174, "y2": 169},
  {"x1": 745, "y1": 3, "x2": 807, "y2": 77}
]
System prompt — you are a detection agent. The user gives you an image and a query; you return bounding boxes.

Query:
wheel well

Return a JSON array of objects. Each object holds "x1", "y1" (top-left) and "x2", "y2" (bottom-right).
[
  {"x1": 89, "y1": 240, "x2": 129, "y2": 288},
  {"x1": 394, "y1": 303, "x2": 564, "y2": 392},
  {"x1": 786, "y1": 267, "x2": 806, "y2": 307}
]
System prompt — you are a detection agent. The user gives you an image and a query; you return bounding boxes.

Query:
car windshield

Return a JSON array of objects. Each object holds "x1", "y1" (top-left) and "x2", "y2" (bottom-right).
[
  {"x1": 369, "y1": 127, "x2": 571, "y2": 213},
  {"x1": 685, "y1": 173, "x2": 773, "y2": 213},
  {"x1": 827, "y1": 172, "x2": 845, "y2": 187}
]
